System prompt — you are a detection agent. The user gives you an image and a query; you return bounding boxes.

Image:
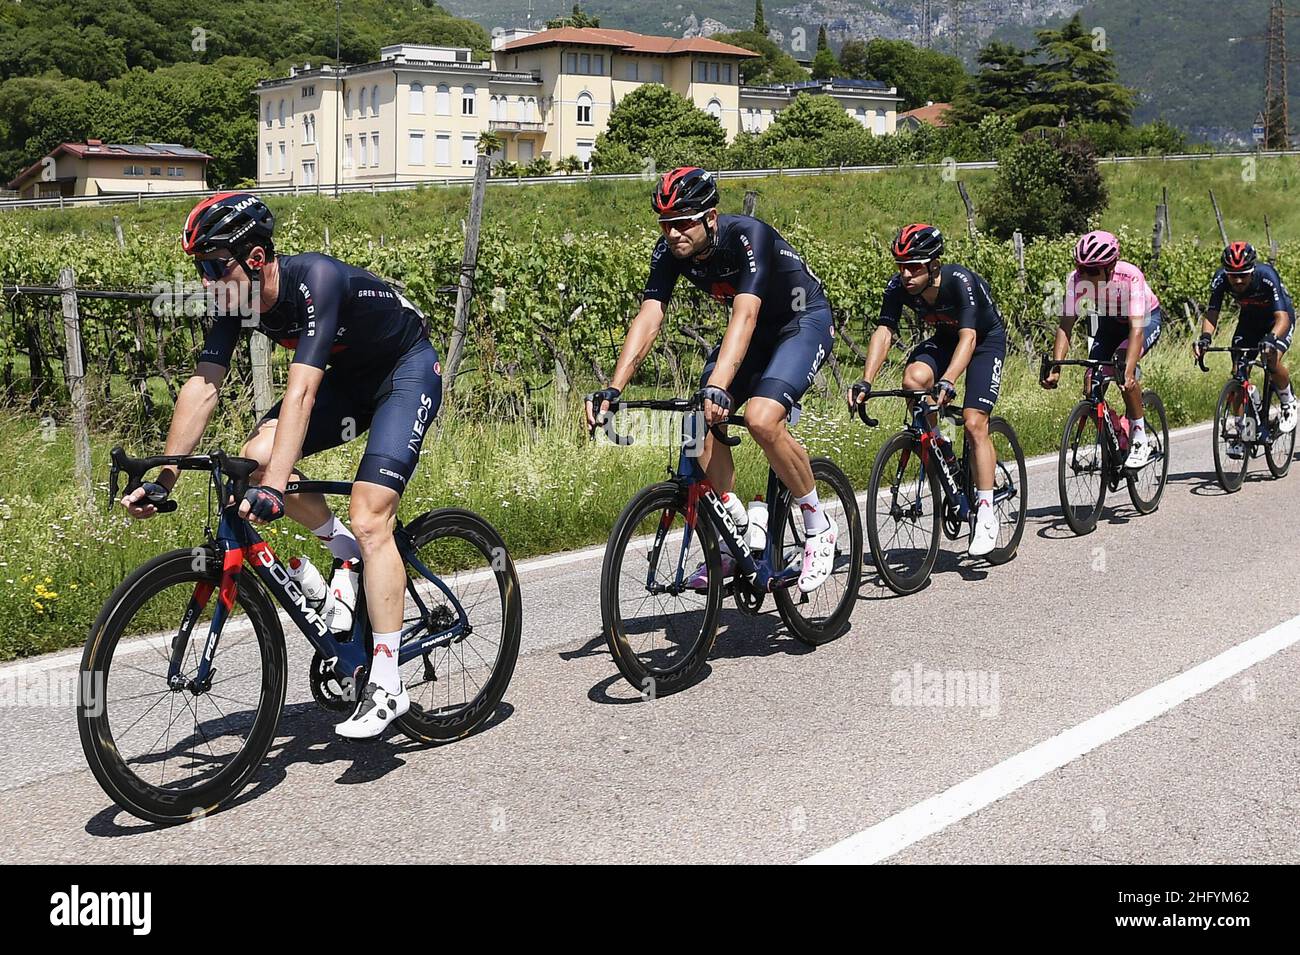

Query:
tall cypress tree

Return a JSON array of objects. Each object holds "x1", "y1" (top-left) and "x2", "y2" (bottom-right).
[
  {"x1": 754, "y1": 0, "x2": 766, "y2": 35},
  {"x1": 817, "y1": 24, "x2": 829, "y2": 52}
]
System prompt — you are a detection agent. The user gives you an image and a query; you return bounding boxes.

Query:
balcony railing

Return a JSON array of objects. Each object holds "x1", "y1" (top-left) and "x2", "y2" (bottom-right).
[{"x1": 488, "y1": 120, "x2": 546, "y2": 133}]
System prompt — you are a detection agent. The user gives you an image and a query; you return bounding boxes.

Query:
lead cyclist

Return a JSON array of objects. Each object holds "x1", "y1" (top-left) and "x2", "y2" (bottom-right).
[
  {"x1": 585, "y1": 167, "x2": 839, "y2": 592},
  {"x1": 120, "y1": 192, "x2": 442, "y2": 740}
]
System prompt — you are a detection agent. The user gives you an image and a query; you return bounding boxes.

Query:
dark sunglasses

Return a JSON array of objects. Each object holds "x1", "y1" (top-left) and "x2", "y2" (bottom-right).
[
  {"x1": 195, "y1": 255, "x2": 238, "y2": 281},
  {"x1": 1078, "y1": 264, "x2": 1108, "y2": 277}
]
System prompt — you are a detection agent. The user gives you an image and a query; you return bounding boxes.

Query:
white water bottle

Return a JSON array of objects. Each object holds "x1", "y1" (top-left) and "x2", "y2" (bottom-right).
[
  {"x1": 746, "y1": 496, "x2": 768, "y2": 553},
  {"x1": 288, "y1": 556, "x2": 333, "y2": 614},
  {"x1": 720, "y1": 492, "x2": 749, "y2": 543}
]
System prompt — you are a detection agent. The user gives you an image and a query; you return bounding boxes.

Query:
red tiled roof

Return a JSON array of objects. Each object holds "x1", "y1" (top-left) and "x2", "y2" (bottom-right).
[
  {"x1": 898, "y1": 103, "x2": 952, "y2": 127},
  {"x1": 501, "y1": 27, "x2": 758, "y2": 58},
  {"x1": 7, "y1": 141, "x2": 211, "y2": 190}
]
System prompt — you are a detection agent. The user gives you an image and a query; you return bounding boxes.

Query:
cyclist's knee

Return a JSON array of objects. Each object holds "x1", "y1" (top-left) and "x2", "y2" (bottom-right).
[
  {"x1": 348, "y1": 486, "x2": 398, "y2": 550},
  {"x1": 902, "y1": 364, "x2": 933, "y2": 391},
  {"x1": 744, "y1": 399, "x2": 787, "y2": 445},
  {"x1": 963, "y1": 409, "x2": 989, "y2": 437}
]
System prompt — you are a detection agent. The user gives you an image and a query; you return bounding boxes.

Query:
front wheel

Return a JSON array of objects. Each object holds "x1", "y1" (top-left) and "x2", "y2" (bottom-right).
[
  {"x1": 600, "y1": 482, "x2": 722, "y2": 696},
  {"x1": 77, "y1": 547, "x2": 287, "y2": 825},
  {"x1": 1058, "y1": 401, "x2": 1108, "y2": 536},
  {"x1": 866, "y1": 431, "x2": 941, "y2": 595},
  {"x1": 395, "y1": 508, "x2": 523, "y2": 745},
  {"x1": 1127, "y1": 390, "x2": 1169, "y2": 513},
  {"x1": 1212, "y1": 380, "x2": 1248, "y2": 492},
  {"x1": 982, "y1": 416, "x2": 1028, "y2": 565},
  {"x1": 772, "y1": 457, "x2": 863, "y2": 645}
]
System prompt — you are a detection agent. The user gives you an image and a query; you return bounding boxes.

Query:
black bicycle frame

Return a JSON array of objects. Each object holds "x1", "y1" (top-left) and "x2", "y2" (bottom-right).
[
  {"x1": 1199, "y1": 345, "x2": 1276, "y2": 447},
  {"x1": 108, "y1": 448, "x2": 470, "y2": 695},
  {"x1": 1042, "y1": 358, "x2": 1134, "y2": 470},
  {"x1": 602, "y1": 399, "x2": 802, "y2": 594}
]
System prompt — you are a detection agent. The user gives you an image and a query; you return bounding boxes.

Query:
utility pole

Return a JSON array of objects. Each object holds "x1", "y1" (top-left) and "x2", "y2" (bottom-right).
[
  {"x1": 920, "y1": 0, "x2": 932, "y2": 49},
  {"x1": 1264, "y1": 0, "x2": 1292, "y2": 148},
  {"x1": 335, "y1": 0, "x2": 342, "y2": 198}
]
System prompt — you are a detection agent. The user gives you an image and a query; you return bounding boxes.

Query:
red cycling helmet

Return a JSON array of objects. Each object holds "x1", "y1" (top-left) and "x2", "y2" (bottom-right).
[
  {"x1": 1222, "y1": 241, "x2": 1257, "y2": 274},
  {"x1": 891, "y1": 223, "x2": 945, "y2": 263},
  {"x1": 651, "y1": 166, "x2": 719, "y2": 220}
]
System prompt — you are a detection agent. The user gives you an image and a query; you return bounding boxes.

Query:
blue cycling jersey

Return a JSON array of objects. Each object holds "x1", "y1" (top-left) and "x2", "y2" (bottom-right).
[
  {"x1": 641, "y1": 214, "x2": 830, "y2": 329},
  {"x1": 877, "y1": 264, "x2": 1005, "y2": 347},
  {"x1": 198, "y1": 252, "x2": 427, "y2": 372},
  {"x1": 1208, "y1": 263, "x2": 1295, "y2": 325}
]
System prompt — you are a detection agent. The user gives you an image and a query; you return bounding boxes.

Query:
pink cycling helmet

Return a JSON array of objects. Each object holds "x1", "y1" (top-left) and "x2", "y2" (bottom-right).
[{"x1": 1074, "y1": 230, "x2": 1120, "y2": 269}]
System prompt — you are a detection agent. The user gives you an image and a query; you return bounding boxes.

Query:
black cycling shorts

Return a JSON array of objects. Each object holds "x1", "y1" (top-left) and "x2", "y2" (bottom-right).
[
  {"x1": 1088, "y1": 307, "x2": 1163, "y2": 365},
  {"x1": 1233, "y1": 313, "x2": 1295, "y2": 352},
  {"x1": 699, "y1": 305, "x2": 834, "y2": 412},
  {"x1": 907, "y1": 329, "x2": 1006, "y2": 413},
  {"x1": 258, "y1": 339, "x2": 442, "y2": 494}
]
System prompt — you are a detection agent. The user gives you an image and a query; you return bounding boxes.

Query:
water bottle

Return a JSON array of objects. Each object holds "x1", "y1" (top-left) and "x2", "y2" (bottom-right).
[
  {"x1": 1247, "y1": 381, "x2": 1262, "y2": 416},
  {"x1": 287, "y1": 556, "x2": 333, "y2": 614},
  {"x1": 325, "y1": 560, "x2": 359, "y2": 633},
  {"x1": 746, "y1": 496, "x2": 768, "y2": 554},
  {"x1": 720, "y1": 492, "x2": 749, "y2": 553},
  {"x1": 937, "y1": 433, "x2": 959, "y2": 478}
]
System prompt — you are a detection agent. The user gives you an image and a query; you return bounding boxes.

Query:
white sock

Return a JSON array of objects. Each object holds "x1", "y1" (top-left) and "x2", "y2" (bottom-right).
[
  {"x1": 977, "y1": 489, "x2": 994, "y2": 509},
  {"x1": 1131, "y1": 417, "x2": 1146, "y2": 440},
  {"x1": 796, "y1": 489, "x2": 830, "y2": 535},
  {"x1": 1282, "y1": 385, "x2": 1295, "y2": 404},
  {"x1": 369, "y1": 630, "x2": 402, "y2": 695},
  {"x1": 312, "y1": 516, "x2": 362, "y2": 563}
]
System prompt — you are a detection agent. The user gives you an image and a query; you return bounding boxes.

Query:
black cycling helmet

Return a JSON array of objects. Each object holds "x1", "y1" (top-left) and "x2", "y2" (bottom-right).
[
  {"x1": 182, "y1": 192, "x2": 275, "y2": 260},
  {"x1": 652, "y1": 166, "x2": 719, "y2": 220},
  {"x1": 891, "y1": 223, "x2": 944, "y2": 263},
  {"x1": 1222, "y1": 241, "x2": 1257, "y2": 274}
]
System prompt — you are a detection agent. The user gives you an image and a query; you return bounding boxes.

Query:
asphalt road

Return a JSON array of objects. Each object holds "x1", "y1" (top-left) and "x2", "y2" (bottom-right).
[{"x1": 3, "y1": 419, "x2": 1299, "y2": 864}]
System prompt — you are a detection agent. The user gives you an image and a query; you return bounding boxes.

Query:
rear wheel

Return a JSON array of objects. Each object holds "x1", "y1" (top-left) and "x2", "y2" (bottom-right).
[
  {"x1": 1127, "y1": 391, "x2": 1170, "y2": 513},
  {"x1": 866, "y1": 431, "x2": 941, "y2": 595},
  {"x1": 1265, "y1": 383, "x2": 1296, "y2": 478},
  {"x1": 395, "y1": 508, "x2": 522, "y2": 745},
  {"x1": 600, "y1": 482, "x2": 721, "y2": 696},
  {"x1": 1212, "y1": 380, "x2": 1248, "y2": 493},
  {"x1": 772, "y1": 457, "x2": 863, "y2": 645},
  {"x1": 1058, "y1": 401, "x2": 1108, "y2": 535}
]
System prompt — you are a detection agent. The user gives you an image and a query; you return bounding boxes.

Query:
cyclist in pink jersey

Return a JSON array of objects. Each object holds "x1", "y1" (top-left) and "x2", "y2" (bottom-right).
[{"x1": 1042, "y1": 230, "x2": 1164, "y2": 469}]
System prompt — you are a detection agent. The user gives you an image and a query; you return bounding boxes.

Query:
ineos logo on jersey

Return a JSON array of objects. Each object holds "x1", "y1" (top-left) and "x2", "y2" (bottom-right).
[{"x1": 739, "y1": 234, "x2": 757, "y2": 273}]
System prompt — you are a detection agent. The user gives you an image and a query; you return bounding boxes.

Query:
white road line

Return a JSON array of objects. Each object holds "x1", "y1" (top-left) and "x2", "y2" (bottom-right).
[
  {"x1": 0, "y1": 420, "x2": 1216, "y2": 678},
  {"x1": 799, "y1": 608, "x2": 1300, "y2": 865}
]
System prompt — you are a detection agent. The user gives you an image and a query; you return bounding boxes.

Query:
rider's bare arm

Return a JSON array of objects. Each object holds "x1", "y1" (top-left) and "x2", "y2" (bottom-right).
[
  {"x1": 861, "y1": 325, "x2": 895, "y2": 384},
  {"x1": 942, "y1": 327, "x2": 977, "y2": 385},
  {"x1": 1052, "y1": 315, "x2": 1077, "y2": 361},
  {"x1": 260, "y1": 362, "x2": 325, "y2": 490},
  {"x1": 706, "y1": 293, "x2": 761, "y2": 393},
  {"x1": 1273, "y1": 308, "x2": 1291, "y2": 338},
  {"x1": 608, "y1": 298, "x2": 667, "y2": 392},
  {"x1": 155, "y1": 361, "x2": 229, "y2": 490}
]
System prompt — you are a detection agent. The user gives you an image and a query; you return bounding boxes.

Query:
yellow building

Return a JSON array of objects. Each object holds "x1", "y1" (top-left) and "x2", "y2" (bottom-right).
[
  {"x1": 5, "y1": 140, "x2": 212, "y2": 199},
  {"x1": 254, "y1": 27, "x2": 903, "y2": 189}
]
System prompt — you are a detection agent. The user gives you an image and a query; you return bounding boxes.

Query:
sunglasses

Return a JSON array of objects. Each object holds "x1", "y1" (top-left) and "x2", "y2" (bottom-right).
[
  {"x1": 658, "y1": 211, "x2": 707, "y2": 229},
  {"x1": 195, "y1": 255, "x2": 238, "y2": 281}
]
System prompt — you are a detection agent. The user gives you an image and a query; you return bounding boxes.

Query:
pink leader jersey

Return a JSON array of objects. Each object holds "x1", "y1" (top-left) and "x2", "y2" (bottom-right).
[{"x1": 1064, "y1": 261, "x2": 1160, "y2": 323}]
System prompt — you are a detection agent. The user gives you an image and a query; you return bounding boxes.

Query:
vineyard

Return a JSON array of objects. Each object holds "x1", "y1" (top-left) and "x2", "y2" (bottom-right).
[{"x1": 0, "y1": 208, "x2": 1282, "y2": 434}]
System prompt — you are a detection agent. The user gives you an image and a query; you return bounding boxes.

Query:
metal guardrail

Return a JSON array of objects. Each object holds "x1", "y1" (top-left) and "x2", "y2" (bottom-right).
[{"x1": 2, "y1": 150, "x2": 1298, "y2": 211}]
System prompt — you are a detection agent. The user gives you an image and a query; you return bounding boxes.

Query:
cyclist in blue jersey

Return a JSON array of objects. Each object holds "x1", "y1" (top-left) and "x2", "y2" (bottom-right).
[
  {"x1": 1193, "y1": 241, "x2": 1298, "y2": 456},
  {"x1": 585, "y1": 167, "x2": 839, "y2": 592},
  {"x1": 847, "y1": 224, "x2": 1007, "y2": 557},
  {"x1": 119, "y1": 192, "x2": 442, "y2": 739}
]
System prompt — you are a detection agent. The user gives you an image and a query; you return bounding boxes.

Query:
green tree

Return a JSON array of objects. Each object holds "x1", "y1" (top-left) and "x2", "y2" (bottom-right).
[
  {"x1": 592, "y1": 84, "x2": 726, "y2": 172},
  {"x1": 713, "y1": 30, "x2": 807, "y2": 86},
  {"x1": 1022, "y1": 14, "x2": 1135, "y2": 129},
  {"x1": 816, "y1": 25, "x2": 829, "y2": 52},
  {"x1": 982, "y1": 134, "x2": 1108, "y2": 239},
  {"x1": 811, "y1": 47, "x2": 839, "y2": 81},
  {"x1": 848, "y1": 38, "x2": 967, "y2": 111},
  {"x1": 754, "y1": 0, "x2": 767, "y2": 35},
  {"x1": 546, "y1": 4, "x2": 600, "y2": 29},
  {"x1": 758, "y1": 92, "x2": 859, "y2": 151},
  {"x1": 949, "y1": 41, "x2": 1035, "y2": 126}
]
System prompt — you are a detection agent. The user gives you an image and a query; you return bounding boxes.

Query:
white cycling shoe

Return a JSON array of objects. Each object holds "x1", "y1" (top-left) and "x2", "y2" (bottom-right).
[
  {"x1": 335, "y1": 682, "x2": 410, "y2": 739},
  {"x1": 968, "y1": 503, "x2": 999, "y2": 558},
  {"x1": 798, "y1": 518, "x2": 839, "y2": 593},
  {"x1": 1280, "y1": 400, "x2": 1298, "y2": 435},
  {"x1": 1124, "y1": 435, "x2": 1152, "y2": 469}
]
